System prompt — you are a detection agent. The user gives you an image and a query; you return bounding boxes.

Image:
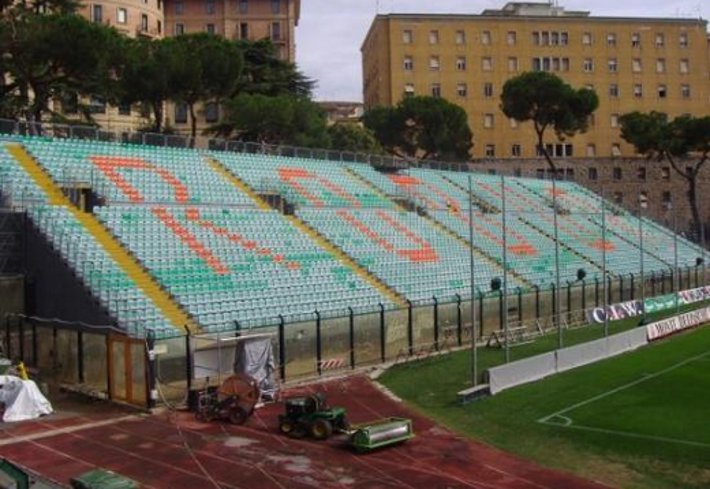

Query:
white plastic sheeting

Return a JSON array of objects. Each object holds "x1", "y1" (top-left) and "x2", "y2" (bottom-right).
[
  {"x1": 0, "y1": 376, "x2": 53, "y2": 422},
  {"x1": 606, "y1": 327, "x2": 648, "y2": 356},
  {"x1": 487, "y1": 326, "x2": 649, "y2": 395},
  {"x1": 488, "y1": 352, "x2": 557, "y2": 395},
  {"x1": 191, "y1": 334, "x2": 278, "y2": 400},
  {"x1": 234, "y1": 336, "x2": 277, "y2": 399},
  {"x1": 556, "y1": 337, "x2": 608, "y2": 373}
]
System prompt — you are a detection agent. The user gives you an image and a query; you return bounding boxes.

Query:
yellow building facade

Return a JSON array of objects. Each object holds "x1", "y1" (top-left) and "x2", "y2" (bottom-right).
[{"x1": 361, "y1": 2, "x2": 710, "y2": 158}]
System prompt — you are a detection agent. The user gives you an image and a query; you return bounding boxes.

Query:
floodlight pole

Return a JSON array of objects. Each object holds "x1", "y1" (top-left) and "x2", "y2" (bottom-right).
[
  {"x1": 602, "y1": 188, "x2": 609, "y2": 337},
  {"x1": 673, "y1": 209, "x2": 679, "y2": 313},
  {"x1": 702, "y1": 220, "x2": 707, "y2": 285},
  {"x1": 468, "y1": 175, "x2": 478, "y2": 386},
  {"x1": 639, "y1": 194, "x2": 646, "y2": 321},
  {"x1": 552, "y1": 176, "x2": 562, "y2": 348},
  {"x1": 501, "y1": 175, "x2": 509, "y2": 363}
]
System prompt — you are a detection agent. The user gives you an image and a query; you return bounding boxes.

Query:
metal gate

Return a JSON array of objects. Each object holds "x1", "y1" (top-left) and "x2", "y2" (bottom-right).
[{"x1": 107, "y1": 334, "x2": 147, "y2": 406}]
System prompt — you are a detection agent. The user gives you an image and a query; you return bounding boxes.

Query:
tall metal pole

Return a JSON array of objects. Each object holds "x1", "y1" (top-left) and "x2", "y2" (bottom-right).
[
  {"x1": 702, "y1": 220, "x2": 707, "y2": 286},
  {"x1": 468, "y1": 175, "x2": 477, "y2": 386},
  {"x1": 552, "y1": 177, "x2": 562, "y2": 348},
  {"x1": 639, "y1": 193, "x2": 646, "y2": 322},
  {"x1": 501, "y1": 175, "x2": 509, "y2": 363},
  {"x1": 602, "y1": 189, "x2": 609, "y2": 337},
  {"x1": 673, "y1": 209, "x2": 679, "y2": 313}
]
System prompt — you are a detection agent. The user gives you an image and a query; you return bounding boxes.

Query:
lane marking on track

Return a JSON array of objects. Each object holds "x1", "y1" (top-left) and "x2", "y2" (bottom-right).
[
  {"x1": 537, "y1": 350, "x2": 710, "y2": 424},
  {"x1": 0, "y1": 415, "x2": 140, "y2": 447},
  {"x1": 116, "y1": 413, "x2": 415, "y2": 489},
  {"x1": 31, "y1": 417, "x2": 248, "y2": 489}
]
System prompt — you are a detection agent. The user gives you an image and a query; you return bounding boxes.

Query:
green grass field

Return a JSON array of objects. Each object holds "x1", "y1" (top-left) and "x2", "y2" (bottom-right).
[{"x1": 380, "y1": 305, "x2": 710, "y2": 489}]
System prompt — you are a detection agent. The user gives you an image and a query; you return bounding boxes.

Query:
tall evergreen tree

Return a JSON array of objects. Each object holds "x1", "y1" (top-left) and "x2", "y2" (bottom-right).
[
  {"x1": 500, "y1": 71, "x2": 598, "y2": 172},
  {"x1": 119, "y1": 38, "x2": 181, "y2": 133},
  {"x1": 363, "y1": 96, "x2": 472, "y2": 161},
  {"x1": 620, "y1": 111, "x2": 710, "y2": 240},
  {"x1": 171, "y1": 34, "x2": 242, "y2": 139},
  {"x1": 0, "y1": 12, "x2": 126, "y2": 123}
]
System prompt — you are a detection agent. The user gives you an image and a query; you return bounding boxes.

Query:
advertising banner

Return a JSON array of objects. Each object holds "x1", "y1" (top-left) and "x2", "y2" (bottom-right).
[
  {"x1": 586, "y1": 300, "x2": 644, "y2": 324},
  {"x1": 646, "y1": 307, "x2": 710, "y2": 341},
  {"x1": 644, "y1": 293, "x2": 677, "y2": 314},
  {"x1": 587, "y1": 286, "x2": 710, "y2": 324}
]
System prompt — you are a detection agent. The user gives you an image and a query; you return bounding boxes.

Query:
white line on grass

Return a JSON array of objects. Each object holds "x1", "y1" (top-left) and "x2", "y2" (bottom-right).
[
  {"x1": 545, "y1": 422, "x2": 710, "y2": 449},
  {"x1": 544, "y1": 415, "x2": 573, "y2": 426},
  {"x1": 537, "y1": 349, "x2": 710, "y2": 424}
]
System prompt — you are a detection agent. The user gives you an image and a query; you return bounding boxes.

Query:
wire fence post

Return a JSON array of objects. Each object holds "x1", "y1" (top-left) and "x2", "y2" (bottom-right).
[
  {"x1": 278, "y1": 315, "x2": 286, "y2": 382},
  {"x1": 433, "y1": 296, "x2": 439, "y2": 352},
  {"x1": 406, "y1": 300, "x2": 413, "y2": 356},
  {"x1": 77, "y1": 330, "x2": 84, "y2": 384},
  {"x1": 455, "y1": 294, "x2": 462, "y2": 347},
  {"x1": 146, "y1": 330, "x2": 157, "y2": 410},
  {"x1": 185, "y1": 329, "x2": 193, "y2": 393},
  {"x1": 348, "y1": 307, "x2": 355, "y2": 370},
  {"x1": 315, "y1": 310, "x2": 322, "y2": 376}
]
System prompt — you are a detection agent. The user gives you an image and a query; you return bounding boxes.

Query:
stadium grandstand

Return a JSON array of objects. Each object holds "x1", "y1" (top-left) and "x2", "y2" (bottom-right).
[{"x1": 0, "y1": 132, "x2": 705, "y2": 343}]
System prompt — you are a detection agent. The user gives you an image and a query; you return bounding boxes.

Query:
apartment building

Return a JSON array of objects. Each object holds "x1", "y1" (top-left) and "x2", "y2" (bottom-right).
[
  {"x1": 361, "y1": 2, "x2": 710, "y2": 158},
  {"x1": 163, "y1": 0, "x2": 299, "y2": 62},
  {"x1": 75, "y1": 0, "x2": 299, "y2": 132}
]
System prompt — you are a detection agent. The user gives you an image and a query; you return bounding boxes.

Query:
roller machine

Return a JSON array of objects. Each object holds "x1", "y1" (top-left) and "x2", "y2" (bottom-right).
[{"x1": 278, "y1": 393, "x2": 413, "y2": 452}]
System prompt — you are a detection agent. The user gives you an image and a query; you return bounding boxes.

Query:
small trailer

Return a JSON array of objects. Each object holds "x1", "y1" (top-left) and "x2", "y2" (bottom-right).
[{"x1": 279, "y1": 393, "x2": 414, "y2": 452}]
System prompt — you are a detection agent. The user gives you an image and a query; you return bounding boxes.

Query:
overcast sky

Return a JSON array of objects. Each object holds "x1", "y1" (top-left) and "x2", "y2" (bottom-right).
[{"x1": 295, "y1": 0, "x2": 706, "y2": 102}]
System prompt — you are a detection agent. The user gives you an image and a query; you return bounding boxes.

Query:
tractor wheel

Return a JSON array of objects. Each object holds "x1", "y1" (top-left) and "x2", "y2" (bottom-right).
[
  {"x1": 281, "y1": 421, "x2": 306, "y2": 439},
  {"x1": 311, "y1": 419, "x2": 333, "y2": 440},
  {"x1": 228, "y1": 406, "x2": 249, "y2": 425}
]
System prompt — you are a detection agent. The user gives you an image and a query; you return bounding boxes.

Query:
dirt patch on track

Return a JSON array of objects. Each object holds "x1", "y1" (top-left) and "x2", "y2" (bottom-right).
[{"x1": 0, "y1": 375, "x2": 609, "y2": 489}]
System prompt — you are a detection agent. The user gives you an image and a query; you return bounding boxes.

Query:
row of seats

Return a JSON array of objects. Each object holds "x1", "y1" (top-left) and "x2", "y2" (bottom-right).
[
  {"x1": 215, "y1": 153, "x2": 393, "y2": 209},
  {"x1": 0, "y1": 143, "x2": 47, "y2": 205},
  {"x1": 297, "y1": 208, "x2": 526, "y2": 301},
  {"x1": 444, "y1": 171, "x2": 554, "y2": 213},
  {"x1": 23, "y1": 138, "x2": 254, "y2": 206},
  {"x1": 96, "y1": 205, "x2": 394, "y2": 329},
  {"x1": 596, "y1": 214, "x2": 703, "y2": 269},
  {"x1": 2, "y1": 134, "x2": 706, "y2": 339},
  {"x1": 524, "y1": 212, "x2": 669, "y2": 276},
  {"x1": 431, "y1": 210, "x2": 596, "y2": 285},
  {"x1": 31, "y1": 205, "x2": 173, "y2": 336}
]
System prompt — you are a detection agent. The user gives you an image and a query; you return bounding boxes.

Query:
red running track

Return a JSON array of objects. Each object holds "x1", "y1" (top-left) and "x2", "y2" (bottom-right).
[{"x1": 0, "y1": 376, "x2": 609, "y2": 489}]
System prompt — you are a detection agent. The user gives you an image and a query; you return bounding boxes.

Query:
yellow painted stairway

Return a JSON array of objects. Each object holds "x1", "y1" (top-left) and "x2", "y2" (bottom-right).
[
  {"x1": 208, "y1": 156, "x2": 408, "y2": 308},
  {"x1": 285, "y1": 215, "x2": 408, "y2": 307},
  {"x1": 7, "y1": 144, "x2": 199, "y2": 334}
]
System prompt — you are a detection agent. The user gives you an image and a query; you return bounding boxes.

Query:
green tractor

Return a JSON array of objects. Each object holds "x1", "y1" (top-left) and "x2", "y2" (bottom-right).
[{"x1": 278, "y1": 393, "x2": 349, "y2": 440}]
